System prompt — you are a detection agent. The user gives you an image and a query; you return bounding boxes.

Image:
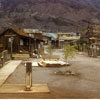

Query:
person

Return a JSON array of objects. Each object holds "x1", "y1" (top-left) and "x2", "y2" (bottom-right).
[
  {"x1": 33, "y1": 49, "x2": 39, "y2": 58},
  {"x1": 34, "y1": 49, "x2": 38, "y2": 54}
]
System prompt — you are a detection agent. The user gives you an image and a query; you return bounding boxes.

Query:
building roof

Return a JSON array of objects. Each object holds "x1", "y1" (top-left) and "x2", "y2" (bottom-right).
[
  {"x1": 23, "y1": 29, "x2": 43, "y2": 34},
  {"x1": 57, "y1": 32, "x2": 75, "y2": 35},
  {"x1": 43, "y1": 32, "x2": 57, "y2": 40},
  {"x1": 0, "y1": 27, "x2": 30, "y2": 38},
  {"x1": 12, "y1": 28, "x2": 29, "y2": 37},
  {"x1": 59, "y1": 36, "x2": 80, "y2": 41}
]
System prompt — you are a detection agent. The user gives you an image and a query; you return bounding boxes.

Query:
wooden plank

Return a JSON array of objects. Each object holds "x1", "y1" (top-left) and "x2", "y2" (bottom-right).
[
  {"x1": 12, "y1": 54, "x2": 30, "y2": 59},
  {"x1": 0, "y1": 84, "x2": 50, "y2": 93},
  {"x1": 38, "y1": 61, "x2": 70, "y2": 67}
]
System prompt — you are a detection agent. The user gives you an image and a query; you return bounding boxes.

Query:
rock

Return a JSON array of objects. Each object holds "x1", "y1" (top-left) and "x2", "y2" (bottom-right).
[{"x1": 54, "y1": 70, "x2": 78, "y2": 76}]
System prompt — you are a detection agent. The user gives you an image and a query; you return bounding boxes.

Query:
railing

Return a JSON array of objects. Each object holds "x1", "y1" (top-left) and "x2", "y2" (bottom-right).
[{"x1": 0, "y1": 50, "x2": 8, "y2": 68}]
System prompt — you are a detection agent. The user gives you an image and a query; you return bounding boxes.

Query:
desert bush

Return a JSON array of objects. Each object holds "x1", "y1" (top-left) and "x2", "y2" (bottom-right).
[{"x1": 63, "y1": 44, "x2": 78, "y2": 61}]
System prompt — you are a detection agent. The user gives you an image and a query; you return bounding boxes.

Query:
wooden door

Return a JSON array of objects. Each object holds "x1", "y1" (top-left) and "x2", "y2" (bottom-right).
[{"x1": 6, "y1": 37, "x2": 15, "y2": 53}]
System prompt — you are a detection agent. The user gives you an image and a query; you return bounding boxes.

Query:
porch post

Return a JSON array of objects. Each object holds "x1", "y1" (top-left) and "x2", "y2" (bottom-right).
[
  {"x1": 11, "y1": 37, "x2": 14, "y2": 59},
  {"x1": 34, "y1": 39, "x2": 36, "y2": 49}
]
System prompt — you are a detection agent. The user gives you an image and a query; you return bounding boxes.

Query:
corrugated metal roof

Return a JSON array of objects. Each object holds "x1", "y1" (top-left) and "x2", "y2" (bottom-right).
[{"x1": 43, "y1": 32, "x2": 57, "y2": 39}]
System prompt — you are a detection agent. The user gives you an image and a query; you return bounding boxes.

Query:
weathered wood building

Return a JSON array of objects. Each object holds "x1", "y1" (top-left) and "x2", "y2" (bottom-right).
[
  {"x1": 43, "y1": 32, "x2": 58, "y2": 48},
  {"x1": 82, "y1": 25, "x2": 100, "y2": 56},
  {"x1": 82, "y1": 25, "x2": 100, "y2": 44},
  {"x1": 58, "y1": 32, "x2": 80, "y2": 48},
  {"x1": 0, "y1": 28, "x2": 43, "y2": 54},
  {"x1": 23, "y1": 29, "x2": 44, "y2": 54},
  {"x1": 0, "y1": 28, "x2": 31, "y2": 53}
]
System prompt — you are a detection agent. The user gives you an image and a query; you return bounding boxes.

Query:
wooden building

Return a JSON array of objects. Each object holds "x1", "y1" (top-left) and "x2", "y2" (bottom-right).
[
  {"x1": 82, "y1": 25, "x2": 100, "y2": 56},
  {"x1": 82, "y1": 25, "x2": 100, "y2": 44},
  {"x1": 42, "y1": 33, "x2": 51, "y2": 45},
  {"x1": 23, "y1": 29, "x2": 44, "y2": 54},
  {"x1": 58, "y1": 32, "x2": 80, "y2": 48},
  {"x1": 0, "y1": 28, "x2": 32, "y2": 53},
  {"x1": 43, "y1": 32, "x2": 58, "y2": 48}
]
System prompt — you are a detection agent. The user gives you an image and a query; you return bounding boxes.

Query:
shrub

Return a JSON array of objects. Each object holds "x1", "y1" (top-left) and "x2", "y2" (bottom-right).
[{"x1": 63, "y1": 44, "x2": 78, "y2": 61}]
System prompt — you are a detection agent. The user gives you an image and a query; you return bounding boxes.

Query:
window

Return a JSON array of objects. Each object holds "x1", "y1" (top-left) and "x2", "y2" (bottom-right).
[{"x1": 20, "y1": 39, "x2": 24, "y2": 46}]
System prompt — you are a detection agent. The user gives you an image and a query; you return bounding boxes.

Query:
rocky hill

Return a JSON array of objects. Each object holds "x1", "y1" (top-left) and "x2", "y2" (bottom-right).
[{"x1": 0, "y1": 0, "x2": 100, "y2": 32}]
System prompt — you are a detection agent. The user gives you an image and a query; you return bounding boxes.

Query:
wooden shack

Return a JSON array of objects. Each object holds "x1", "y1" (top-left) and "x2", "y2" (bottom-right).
[
  {"x1": 23, "y1": 29, "x2": 44, "y2": 54},
  {"x1": 58, "y1": 32, "x2": 80, "y2": 48},
  {"x1": 0, "y1": 28, "x2": 31, "y2": 53},
  {"x1": 82, "y1": 25, "x2": 100, "y2": 44},
  {"x1": 82, "y1": 25, "x2": 100, "y2": 56}
]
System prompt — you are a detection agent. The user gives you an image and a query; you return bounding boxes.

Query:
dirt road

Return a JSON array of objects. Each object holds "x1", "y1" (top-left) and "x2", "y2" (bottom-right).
[{"x1": 0, "y1": 50, "x2": 100, "y2": 99}]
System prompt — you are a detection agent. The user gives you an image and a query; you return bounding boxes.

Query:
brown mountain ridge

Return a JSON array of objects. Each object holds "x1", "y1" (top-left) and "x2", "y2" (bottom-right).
[{"x1": 0, "y1": 0, "x2": 100, "y2": 32}]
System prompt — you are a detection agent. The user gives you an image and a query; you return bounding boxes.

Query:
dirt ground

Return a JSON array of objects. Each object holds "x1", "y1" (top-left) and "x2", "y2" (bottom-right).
[{"x1": 1, "y1": 49, "x2": 100, "y2": 99}]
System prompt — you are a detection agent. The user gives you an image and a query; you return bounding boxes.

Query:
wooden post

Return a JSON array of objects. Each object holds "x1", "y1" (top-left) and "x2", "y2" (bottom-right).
[
  {"x1": 25, "y1": 62, "x2": 32, "y2": 91},
  {"x1": 1, "y1": 56, "x2": 4, "y2": 67},
  {"x1": 11, "y1": 37, "x2": 14, "y2": 59},
  {"x1": 35, "y1": 39, "x2": 36, "y2": 49},
  {"x1": 29, "y1": 38, "x2": 32, "y2": 57}
]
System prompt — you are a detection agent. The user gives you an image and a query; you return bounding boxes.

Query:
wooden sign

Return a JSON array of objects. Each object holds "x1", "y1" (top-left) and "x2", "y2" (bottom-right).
[
  {"x1": 4, "y1": 35, "x2": 16, "y2": 37},
  {"x1": 25, "y1": 62, "x2": 32, "y2": 91}
]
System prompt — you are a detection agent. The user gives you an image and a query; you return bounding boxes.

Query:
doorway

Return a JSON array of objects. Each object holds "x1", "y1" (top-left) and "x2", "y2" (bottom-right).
[{"x1": 6, "y1": 37, "x2": 14, "y2": 53}]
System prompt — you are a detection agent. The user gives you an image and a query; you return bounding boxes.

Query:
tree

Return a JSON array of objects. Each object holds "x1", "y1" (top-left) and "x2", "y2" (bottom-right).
[{"x1": 63, "y1": 44, "x2": 78, "y2": 61}]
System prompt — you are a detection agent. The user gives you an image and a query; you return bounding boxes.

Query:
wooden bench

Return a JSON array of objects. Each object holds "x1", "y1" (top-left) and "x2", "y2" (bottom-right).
[
  {"x1": 42, "y1": 54, "x2": 60, "y2": 60},
  {"x1": 12, "y1": 54, "x2": 30, "y2": 60}
]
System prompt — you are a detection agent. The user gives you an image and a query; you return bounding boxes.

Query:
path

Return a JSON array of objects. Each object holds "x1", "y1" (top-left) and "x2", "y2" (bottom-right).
[{"x1": 0, "y1": 60, "x2": 22, "y2": 86}]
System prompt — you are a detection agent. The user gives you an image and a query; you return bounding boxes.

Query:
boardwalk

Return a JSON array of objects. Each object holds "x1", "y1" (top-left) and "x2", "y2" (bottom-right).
[{"x1": 0, "y1": 60, "x2": 22, "y2": 86}]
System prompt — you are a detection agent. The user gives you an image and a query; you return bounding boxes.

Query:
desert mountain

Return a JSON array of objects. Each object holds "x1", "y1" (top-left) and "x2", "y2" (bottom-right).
[{"x1": 0, "y1": 0, "x2": 100, "y2": 32}]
